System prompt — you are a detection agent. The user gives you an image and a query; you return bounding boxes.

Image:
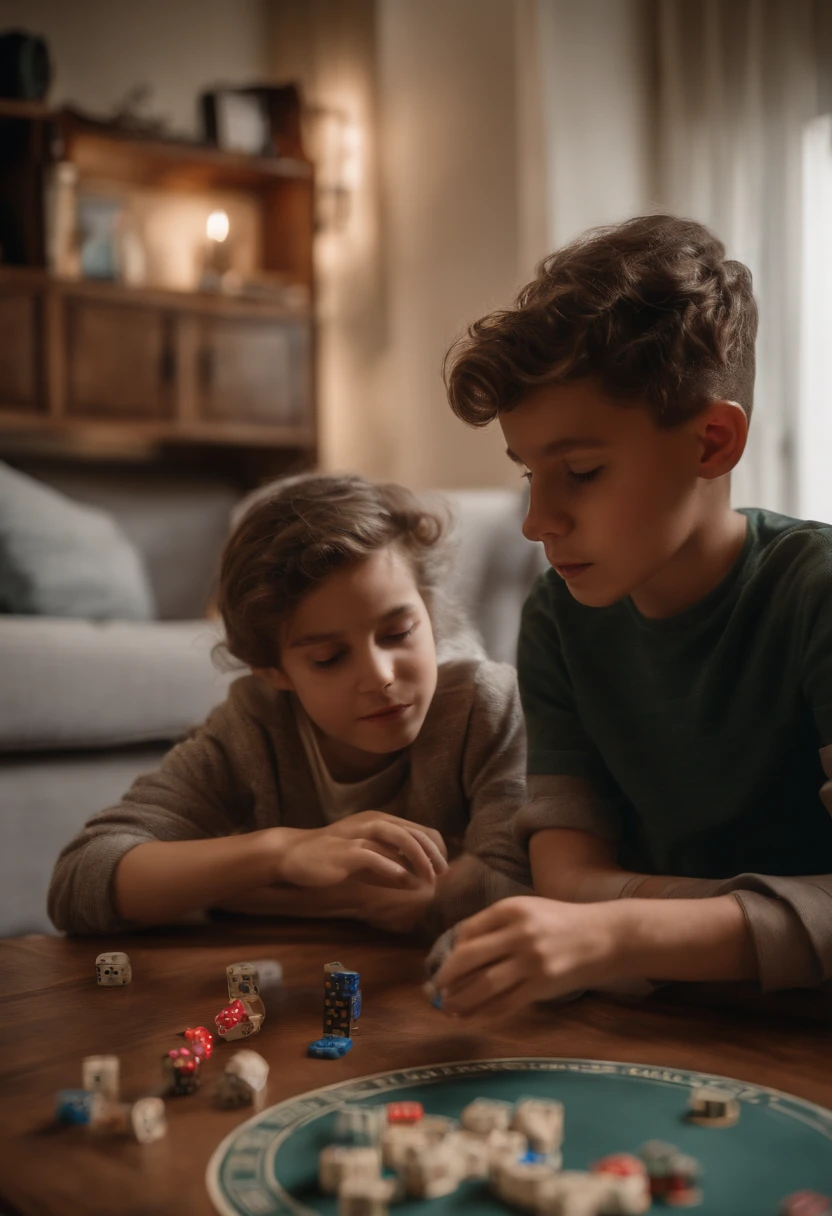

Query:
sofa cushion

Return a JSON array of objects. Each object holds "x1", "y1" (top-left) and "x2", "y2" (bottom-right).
[
  {"x1": 0, "y1": 617, "x2": 235, "y2": 751},
  {"x1": 0, "y1": 461, "x2": 155, "y2": 620}
]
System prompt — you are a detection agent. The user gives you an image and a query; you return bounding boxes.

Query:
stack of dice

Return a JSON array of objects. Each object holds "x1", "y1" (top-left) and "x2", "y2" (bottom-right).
[{"x1": 307, "y1": 961, "x2": 361, "y2": 1059}]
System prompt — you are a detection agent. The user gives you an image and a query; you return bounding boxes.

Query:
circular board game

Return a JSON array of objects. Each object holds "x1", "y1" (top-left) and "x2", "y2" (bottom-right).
[{"x1": 206, "y1": 1056, "x2": 832, "y2": 1216}]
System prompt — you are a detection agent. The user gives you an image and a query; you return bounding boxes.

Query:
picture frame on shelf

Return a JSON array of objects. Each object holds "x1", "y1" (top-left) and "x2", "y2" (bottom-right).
[
  {"x1": 201, "y1": 89, "x2": 271, "y2": 156},
  {"x1": 200, "y1": 85, "x2": 305, "y2": 160}
]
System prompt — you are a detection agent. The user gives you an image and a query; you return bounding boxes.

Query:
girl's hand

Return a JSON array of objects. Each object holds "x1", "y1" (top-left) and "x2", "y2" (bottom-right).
[
  {"x1": 431, "y1": 895, "x2": 620, "y2": 1018},
  {"x1": 275, "y1": 812, "x2": 448, "y2": 890}
]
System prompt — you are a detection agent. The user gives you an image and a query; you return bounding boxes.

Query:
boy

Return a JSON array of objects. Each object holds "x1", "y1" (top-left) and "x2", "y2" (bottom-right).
[{"x1": 431, "y1": 213, "x2": 832, "y2": 1017}]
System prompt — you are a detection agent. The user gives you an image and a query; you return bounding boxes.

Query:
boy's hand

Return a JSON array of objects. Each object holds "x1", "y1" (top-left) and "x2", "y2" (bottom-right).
[
  {"x1": 431, "y1": 895, "x2": 619, "y2": 1018},
  {"x1": 274, "y1": 813, "x2": 448, "y2": 890}
]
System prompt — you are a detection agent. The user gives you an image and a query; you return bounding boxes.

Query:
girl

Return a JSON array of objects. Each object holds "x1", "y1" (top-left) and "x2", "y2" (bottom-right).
[{"x1": 48, "y1": 473, "x2": 531, "y2": 935}]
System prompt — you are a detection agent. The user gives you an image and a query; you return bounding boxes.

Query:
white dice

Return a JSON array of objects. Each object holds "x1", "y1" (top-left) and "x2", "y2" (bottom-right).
[
  {"x1": 95, "y1": 951, "x2": 131, "y2": 986},
  {"x1": 82, "y1": 1055, "x2": 120, "y2": 1100}
]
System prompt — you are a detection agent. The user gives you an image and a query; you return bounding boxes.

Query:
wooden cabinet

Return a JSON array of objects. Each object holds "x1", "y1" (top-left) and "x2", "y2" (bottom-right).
[
  {"x1": 0, "y1": 101, "x2": 316, "y2": 465},
  {"x1": 0, "y1": 280, "x2": 44, "y2": 415},
  {"x1": 65, "y1": 298, "x2": 176, "y2": 420},
  {"x1": 195, "y1": 315, "x2": 310, "y2": 427}
]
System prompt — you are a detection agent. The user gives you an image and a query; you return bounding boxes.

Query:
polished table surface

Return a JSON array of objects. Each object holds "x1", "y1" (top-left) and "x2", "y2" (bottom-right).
[{"x1": 1, "y1": 918, "x2": 832, "y2": 1216}]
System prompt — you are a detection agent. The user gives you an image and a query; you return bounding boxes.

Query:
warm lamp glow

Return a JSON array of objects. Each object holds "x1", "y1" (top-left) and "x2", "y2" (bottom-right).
[{"x1": 206, "y1": 209, "x2": 229, "y2": 242}]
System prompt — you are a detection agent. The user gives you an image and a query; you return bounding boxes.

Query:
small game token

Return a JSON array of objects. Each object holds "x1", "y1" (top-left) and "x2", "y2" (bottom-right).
[
  {"x1": 95, "y1": 951, "x2": 131, "y2": 986},
  {"x1": 511, "y1": 1096, "x2": 564, "y2": 1155},
  {"x1": 213, "y1": 1071, "x2": 256, "y2": 1110},
  {"x1": 687, "y1": 1085, "x2": 740, "y2": 1127},
  {"x1": 308, "y1": 1035, "x2": 353, "y2": 1059},
  {"x1": 386, "y1": 1100, "x2": 423, "y2": 1124},
  {"x1": 338, "y1": 1176, "x2": 398, "y2": 1216},
  {"x1": 491, "y1": 1156, "x2": 558, "y2": 1210},
  {"x1": 401, "y1": 1137, "x2": 463, "y2": 1199},
  {"x1": 82, "y1": 1055, "x2": 120, "y2": 1100},
  {"x1": 130, "y1": 1097, "x2": 167, "y2": 1143},
  {"x1": 335, "y1": 1103, "x2": 388, "y2": 1146},
  {"x1": 318, "y1": 1144, "x2": 381, "y2": 1195},
  {"x1": 780, "y1": 1193, "x2": 832, "y2": 1216},
  {"x1": 55, "y1": 1088, "x2": 101, "y2": 1125},
  {"x1": 214, "y1": 997, "x2": 263, "y2": 1041},
  {"x1": 184, "y1": 1025, "x2": 214, "y2": 1059},
  {"x1": 461, "y1": 1097, "x2": 514, "y2": 1135},
  {"x1": 225, "y1": 1048, "x2": 269, "y2": 1093},
  {"x1": 162, "y1": 1047, "x2": 201, "y2": 1096}
]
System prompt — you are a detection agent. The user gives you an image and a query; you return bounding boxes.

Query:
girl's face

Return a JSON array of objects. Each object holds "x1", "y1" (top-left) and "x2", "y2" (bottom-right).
[{"x1": 258, "y1": 545, "x2": 439, "y2": 778}]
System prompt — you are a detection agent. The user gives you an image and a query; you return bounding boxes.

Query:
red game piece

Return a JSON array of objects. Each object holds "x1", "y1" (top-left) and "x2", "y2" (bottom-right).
[
  {"x1": 386, "y1": 1101, "x2": 424, "y2": 1124},
  {"x1": 781, "y1": 1193, "x2": 832, "y2": 1216},
  {"x1": 592, "y1": 1153, "x2": 647, "y2": 1178},
  {"x1": 184, "y1": 1026, "x2": 214, "y2": 1059},
  {"x1": 214, "y1": 999, "x2": 253, "y2": 1038},
  {"x1": 162, "y1": 1047, "x2": 202, "y2": 1096}
]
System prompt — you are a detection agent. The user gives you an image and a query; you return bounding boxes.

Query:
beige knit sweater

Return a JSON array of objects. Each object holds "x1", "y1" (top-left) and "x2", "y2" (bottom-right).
[{"x1": 48, "y1": 659, "x2": 533, "y2": 935}]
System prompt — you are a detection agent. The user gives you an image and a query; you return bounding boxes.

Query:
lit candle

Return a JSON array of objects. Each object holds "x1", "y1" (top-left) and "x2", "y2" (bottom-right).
[{"x1": 206, "y1": 209, "x2": 230, "y2": 243}]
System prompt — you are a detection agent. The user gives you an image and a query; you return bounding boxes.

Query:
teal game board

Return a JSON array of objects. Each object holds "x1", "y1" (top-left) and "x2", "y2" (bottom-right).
[{"x1": 206, "y1": 1057, "x2": 832, "y2": 1215}]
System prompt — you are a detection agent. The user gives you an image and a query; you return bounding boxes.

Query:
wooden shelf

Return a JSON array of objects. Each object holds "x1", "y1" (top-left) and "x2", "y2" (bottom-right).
[
  {"x1": 0, "y1": 102, "x2": 317, "y2": 471},
  {"x1": 0, "y1": 269, "x2": 311, "y2": 322},
  {"x1": 61, "y1": 113, "x2": 312, "y2": 191}
]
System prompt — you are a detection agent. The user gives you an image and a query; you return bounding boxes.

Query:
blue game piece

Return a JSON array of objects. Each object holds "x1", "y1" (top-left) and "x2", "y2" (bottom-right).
[
  {"x1": 520, "y1": 1150, "x2": 548, "y2": 1165},
  {"x1": 351, "y1": 989, "x2": 362, "y2": 1021},
  {"x1": 307, "y1": 1035, "x2": 353, "y2": 1059},
  {"x1": 326, "y1": 969, "x2": 360, "y2": 995},
  {"x1": 55, "y1": 1089, "x2": 96, "y2": 1125}
]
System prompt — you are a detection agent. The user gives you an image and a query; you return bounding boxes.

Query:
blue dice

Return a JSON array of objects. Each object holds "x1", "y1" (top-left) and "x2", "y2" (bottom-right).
[
  {"x1": 307, "y1": 1035, "x2": 353, "y2": 1060},
  {"x1": 55, "y1": 1089, "x2": 97, "y2": 1125}
]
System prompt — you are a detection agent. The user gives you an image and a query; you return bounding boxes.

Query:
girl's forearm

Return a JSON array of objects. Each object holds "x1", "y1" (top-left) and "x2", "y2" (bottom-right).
[
  {"x1": 613, "y1": 895, "x2": 758, "y2": 983},
  {"x1": 114, "y1": 828, "x2": 300, "y2": 926},
  {"x1": 218, "y1": 878, "x2": 433, "y2": 933}
]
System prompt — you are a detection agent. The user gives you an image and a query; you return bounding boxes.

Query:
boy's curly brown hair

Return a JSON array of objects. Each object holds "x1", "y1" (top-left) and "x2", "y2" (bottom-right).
[
  {"x1": 444, "y1": 213, "x2": 758, "y2": 427},
  {"x1": 217, "y1": 472, "x2": 467, "y2": 670}
]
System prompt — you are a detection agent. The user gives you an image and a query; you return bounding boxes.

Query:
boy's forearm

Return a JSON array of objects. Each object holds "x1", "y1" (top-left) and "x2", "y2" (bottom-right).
[
  {"x1": 612, "y1": 895, "x2": 758, "y2": 983},
  {"x1": 114, "y1": 827, "x2": 300, "y2": 926}
]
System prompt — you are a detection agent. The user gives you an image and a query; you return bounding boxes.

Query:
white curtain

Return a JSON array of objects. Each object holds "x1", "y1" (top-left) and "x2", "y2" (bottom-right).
[{"x1": 656, "y1": 0, "x2": 830, "y2": 514}]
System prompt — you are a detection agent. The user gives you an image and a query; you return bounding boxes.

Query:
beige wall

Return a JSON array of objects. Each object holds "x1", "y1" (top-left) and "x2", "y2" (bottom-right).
[
  {"x1": 269, "y1": 0, "x2": 656, "y2": 490},
  {"x1": 1, "y1": 0, "x2": 270, "y2": 138},
  {"x1": 540, "y1": 0, "x2": 657, "y2": 247}
]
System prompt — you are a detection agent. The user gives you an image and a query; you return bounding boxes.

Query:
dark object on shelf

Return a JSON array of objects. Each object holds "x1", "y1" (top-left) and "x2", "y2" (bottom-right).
[
  {"x1": 0, "y1": 30, "x2": 52, "y2": 101},
  {"x1": 201, "y1": 84, "x2": 304, "y2": 159}
]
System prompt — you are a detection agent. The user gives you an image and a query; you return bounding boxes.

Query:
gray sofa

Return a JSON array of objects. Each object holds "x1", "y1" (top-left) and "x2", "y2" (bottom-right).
[{"x1": 0, "y1": 475, "x2": 545, "y2": 937}]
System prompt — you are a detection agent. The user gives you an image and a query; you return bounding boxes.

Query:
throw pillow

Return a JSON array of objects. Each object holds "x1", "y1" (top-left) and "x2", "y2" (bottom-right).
[{"x1": 0, "y1": 461, "x2": 155, "y2": 619}]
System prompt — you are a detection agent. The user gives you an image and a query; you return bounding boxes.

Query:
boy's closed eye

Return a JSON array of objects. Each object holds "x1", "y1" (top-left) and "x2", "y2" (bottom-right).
[{"x1": 519, "y1": 465, "x2": 603, "y2": 485}]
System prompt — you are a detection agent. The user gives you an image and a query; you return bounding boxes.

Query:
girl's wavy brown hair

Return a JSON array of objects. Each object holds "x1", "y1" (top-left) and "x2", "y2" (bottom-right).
[
  {"x1": 217, "y1": 472, "x2": 466, "y2": 669},
  {"x1": 445, "y1": 213, "x2": 758, "y2": 427}
]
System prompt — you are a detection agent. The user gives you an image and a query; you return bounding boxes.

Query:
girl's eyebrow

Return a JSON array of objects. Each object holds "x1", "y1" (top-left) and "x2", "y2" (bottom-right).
[{"x1": 289, "y1": 603, "x2": 417, "y2": 648}]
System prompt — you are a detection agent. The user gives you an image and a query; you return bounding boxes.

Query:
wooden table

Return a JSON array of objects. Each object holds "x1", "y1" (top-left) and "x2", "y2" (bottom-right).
[{"x1": 2, "y1": 919, "x2": 832, "y2": 1216}]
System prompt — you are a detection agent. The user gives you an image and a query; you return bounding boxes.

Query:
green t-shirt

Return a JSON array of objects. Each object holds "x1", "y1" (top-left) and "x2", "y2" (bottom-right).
[{"x1": 518, "y1": 508, "x2": 832, "y2": 880}]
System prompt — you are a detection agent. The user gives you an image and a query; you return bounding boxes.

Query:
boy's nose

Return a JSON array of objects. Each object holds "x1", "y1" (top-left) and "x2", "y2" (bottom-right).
[{"x1": 523, "y1": 499, "x2": 571, "y2": 542}]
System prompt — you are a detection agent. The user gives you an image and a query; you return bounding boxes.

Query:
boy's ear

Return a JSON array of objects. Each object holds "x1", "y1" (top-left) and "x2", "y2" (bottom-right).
[
  {"x1": 697, "y1": 400, "x2": 748, "y2": 480},
  {"x1": 253, "y1": 666, "x2": 294, "y2": 692}
]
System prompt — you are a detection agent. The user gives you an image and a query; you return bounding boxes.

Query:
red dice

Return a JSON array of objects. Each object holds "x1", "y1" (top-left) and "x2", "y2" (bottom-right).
[
  {"x1": 386, "y1": 1101, "x2": 424, "y2": 1124},
  {"x1": 592, "y1": 1153, "x2": 647, "y2": 1178},
  {"x1": 781, "y1": 1194, "x2": 832, "y2": 1216},
  {"x1": 214, "y1": 999, "x2": 251, "y2": 1036},
  {"x1": 167, "y1": 1047, "x2": 200, "y2": 1075},
  {"x1": 184, "y1": 1026, "x2": 214, "y2": 1059}
]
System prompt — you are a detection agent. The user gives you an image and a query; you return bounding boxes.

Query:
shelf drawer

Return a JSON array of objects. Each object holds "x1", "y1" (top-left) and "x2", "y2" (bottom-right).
[
  {"x1": 65, "y1": 298, "x2": 176, "y2": 420},
  {"x1": 0, "y1": 287, "x2": 43, "y2": 414},
  {"x1": 195, "y1": 315, "x2": 311, "y2": 427}
]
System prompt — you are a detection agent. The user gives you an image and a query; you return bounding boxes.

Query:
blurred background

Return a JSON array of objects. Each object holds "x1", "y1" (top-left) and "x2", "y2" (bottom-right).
[
  {"x1": 0, "y1": 0, "x2": 830, "y2": 505},
  {"x1": 2, "y1": 0, "x2": 832, "y2": 934}
]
